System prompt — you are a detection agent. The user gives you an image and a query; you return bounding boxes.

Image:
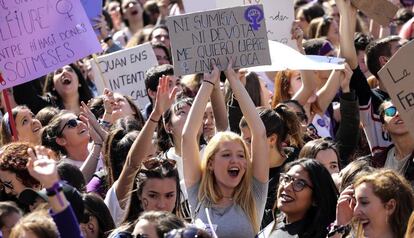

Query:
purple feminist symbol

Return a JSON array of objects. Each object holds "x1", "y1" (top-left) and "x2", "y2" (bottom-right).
[{"x1": 244, "y1": 6, "x2": 264, "y2": 31}]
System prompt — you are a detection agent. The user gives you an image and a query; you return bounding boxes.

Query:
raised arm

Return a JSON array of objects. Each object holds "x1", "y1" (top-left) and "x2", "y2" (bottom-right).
[
  {"x1": 316, "y1": 63, "x2": 353, "y2": 113},
  {"x1": 336, "y1": 0, "x2": 358, "y2": 69},
  {"x1": 182, "y1": 66, "x2": 220, "y2": 188},
  {"x1": 225, "y1": 63, "x2": 268, "y2": 183},
  {"x1": 115, "y1": 76, "x2": 177, "y2": 208},
  {"x1": 27, "y1": 146, "x2": 83, "y2": 238},
  {"x1": 210, "y1": 78, "x2": 228, "y2": 132}
]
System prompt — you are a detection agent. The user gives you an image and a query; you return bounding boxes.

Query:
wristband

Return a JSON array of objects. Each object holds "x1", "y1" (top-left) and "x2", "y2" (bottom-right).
[
  {"x1": 149, "y1": 117, "x2": 159, "y2": 123},
  {"x1": 46, "y1": 181, "x2": 63, "y2": 196},
  {"x1": 203, "y1": 80, "x2": 215, "y2": 86}
]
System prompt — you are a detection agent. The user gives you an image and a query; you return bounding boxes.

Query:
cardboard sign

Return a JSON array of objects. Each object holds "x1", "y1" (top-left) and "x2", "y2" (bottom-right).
[
  {"x1": 183, "y1": 0, "x2": 296, "y2": 48},
  {"x1": 0, "y1": 0, "x2": 101, "y2": 90},
  {"x1": 248, "y1": 41, "x2": 345, "y2": 72},
  {"x1": 91, "y1": 43, "x2": 158, "y2": 110},
  {"x1": 166, "y1": 5, "x2": 271, "y2": 76},
  {"x1": 81, "y1": 0, "x2": 103, "y2": 35},
  {"x1": 378, "y1": 40, "x2": 414, "y2": 138},
  {"x1": 351, "y1": 0, "x2": 398, "y2": 26}
]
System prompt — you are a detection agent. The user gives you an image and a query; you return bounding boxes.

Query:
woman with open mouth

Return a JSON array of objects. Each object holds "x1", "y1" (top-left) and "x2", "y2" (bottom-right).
[
  {"x1": 333, "y1": 169, "x2": 414, "y2": 238},
  {"x1": 182, "y1": 63, "x2": 269, "y2": 238},
  {"x1": 13, "y1": 64, "x2": 93, "y2": 116},
  {"x1": 258, "y1": 158, "x2": 338, "y2": 238},
  {"x1": 0, "y1": 105, "x2": 42, "y2": 146}
]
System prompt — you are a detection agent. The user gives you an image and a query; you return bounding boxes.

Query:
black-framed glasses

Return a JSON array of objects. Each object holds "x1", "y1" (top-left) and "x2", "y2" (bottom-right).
[
  {"x1": 0, "y1": 180, "x2": 14, "y2": 191},
  {"x1": 58, "y1": 118, "x2": 79, "y2": 136},
  {"x1": 384, "y1": 106, "x2": 397, "y2": 117},
  {"x1": 141, "y1": 158, "x2": 176, "y2": 171},
  {"x1": 279, "y1": 173, "x2": 313, "y2": 192}
]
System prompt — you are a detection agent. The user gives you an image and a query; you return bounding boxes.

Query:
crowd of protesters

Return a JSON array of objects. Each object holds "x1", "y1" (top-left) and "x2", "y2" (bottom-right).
[{"x1": 1, "y1": 0, "x2": 414, "y2": 237}]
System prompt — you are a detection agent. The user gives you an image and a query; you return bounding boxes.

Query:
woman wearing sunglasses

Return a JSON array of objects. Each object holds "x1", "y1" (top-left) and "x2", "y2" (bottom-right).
[
  {"x1": 104, "y1": 76, "x2": 183, "y2": 227},
  {"x1": 41, "y1": 107, "x2": 106, "y2": 182},
  {"x1": 258, "y1": 158, "x2": 338, "y2": 238},
  {"x1": 182, "y1": 64, "x2": 269, "y2": 238},
  {"x1": 371, "y1": 100, "x2": 414, "y2": 184}
]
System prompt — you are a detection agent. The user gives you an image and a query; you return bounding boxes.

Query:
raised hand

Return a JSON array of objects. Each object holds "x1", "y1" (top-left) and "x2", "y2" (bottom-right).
[
  {"x1": 153, "y1": 75, "x2": 178, "y2": 117},
  {"x1": 203, "y1": 64, "x2": 220, "y2": 87},
  {"x1": 80, "y1": 101, "x2": 107, "y2": 141},
  {"x1": 339, "y1": 63, "x2": 353, "y2": 93},
  {"x1": 103, "y1": 88, "x2": 115, "y2": 115},
  {"x1": 291, "y1": 20, "x2": 304, "y2": 53},
  {"x1": 27, "y1": 146, "x2": 60, "y2": 189},
  {"x1": 336, "y1": 185, "x2": 356, "y2": 225}
]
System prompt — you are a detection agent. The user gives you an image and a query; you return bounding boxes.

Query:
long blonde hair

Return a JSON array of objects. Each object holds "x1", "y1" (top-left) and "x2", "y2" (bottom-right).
[{"x1": 198, "y1": 131, "x2": 259, "y2": 234}]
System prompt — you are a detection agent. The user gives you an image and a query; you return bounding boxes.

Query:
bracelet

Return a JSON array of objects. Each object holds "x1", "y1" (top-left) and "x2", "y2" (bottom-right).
[
  {"x1": 203, "y1": 80, "x2": 215, "y2": 86},
  {"x1": 105, "y1": 111, "x2": 112, "y2": 115},
  {"x1": 46, "y1": 181, "x2": 63, "y2": 197},
  {"x1": 149, "y1": 117, "x2": 159, "y2": 123}
]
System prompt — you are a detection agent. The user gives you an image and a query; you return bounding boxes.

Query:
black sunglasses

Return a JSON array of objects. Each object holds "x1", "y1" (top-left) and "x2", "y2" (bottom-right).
[
  {"x1": 165, "y1": 227, "x2": 205, "y2": 238},
  {"x1": 279, "y1": 173, "x2": 313, "y2": 192},
  {"x1": 58, "y1": 118, "x2": 79, "y2": 136},
  {"x1": 113, "y1": 231, "x2": 148, "y2": 238}
]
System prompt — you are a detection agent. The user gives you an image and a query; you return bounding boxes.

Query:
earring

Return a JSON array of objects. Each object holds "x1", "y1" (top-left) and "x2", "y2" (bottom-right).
[
  {"x1": 79, "y1": 83, "x2": 82, "y2": 88},
  {"x1": 382, "y1": 131, "x2": 390, "y2": 141}
]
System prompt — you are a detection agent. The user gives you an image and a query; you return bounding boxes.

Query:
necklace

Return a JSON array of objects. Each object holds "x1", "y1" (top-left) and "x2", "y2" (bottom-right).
[{"x1": 222, "y1": 196, "x2": 233, "y2": 201}]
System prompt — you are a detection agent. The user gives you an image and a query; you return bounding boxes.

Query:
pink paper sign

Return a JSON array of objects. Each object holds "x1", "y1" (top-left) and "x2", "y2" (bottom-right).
[{"x1": 0, "y1": 0, "x2": 102, "y2": 90}]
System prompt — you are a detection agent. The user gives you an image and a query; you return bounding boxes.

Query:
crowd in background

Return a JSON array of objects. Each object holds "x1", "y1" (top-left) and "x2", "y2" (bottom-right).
[{"x1": 0, "y1": 0, "x2": 414, "y2": 237}]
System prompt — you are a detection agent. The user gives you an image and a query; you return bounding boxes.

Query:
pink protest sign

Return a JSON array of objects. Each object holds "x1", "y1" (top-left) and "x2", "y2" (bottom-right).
[{"x1": 0, "y1": 0, "x2": 102, "y2": 90}]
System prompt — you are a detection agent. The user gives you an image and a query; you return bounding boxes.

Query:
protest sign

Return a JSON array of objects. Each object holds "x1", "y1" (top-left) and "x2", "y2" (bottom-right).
[
  {"x1": 81, "y1": 0, "x2": 103, "y2": 35},
  {"x1": 351, "y1": 0, "x2": 398, "y2": 26},
  {"x1": 91, "y1": 43, "x2": 158, "y2": 110},
  {"x1": 183, "y1": 0, "x2": 296, "y2": 48},
  {"x1": 378, "y1": 40, "x2": 414, "y2": 139},
  {"x1": 248, "y1": 41, "x2": 345, "y2": 72},
  {"x1": 166, "y1": 5, "x2": 271, "y2": 76},
  {"x1": 0, "y1": 0, "x2": 101, "y2": 90}
]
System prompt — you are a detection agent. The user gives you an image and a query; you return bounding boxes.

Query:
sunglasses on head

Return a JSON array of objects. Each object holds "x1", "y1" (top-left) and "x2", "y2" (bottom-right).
[
  {"x1": 279, "y1": 173, "x2": 313, "y2": 192},
  {"x1": 112, "y1": 232, "x2": 148, "y2": 238},
  {"x1": 384, "y1": 106, "x2": 398, "y2": 117},
  {"x1": 165, "y1": 227, "x2": 205, "y2": 238},
  {"x1": 141, "y1": 158, "x2": 176, "y2": 171},
  {"x1": 59, "y1": 118, "x2": 80, "y2": 136}
]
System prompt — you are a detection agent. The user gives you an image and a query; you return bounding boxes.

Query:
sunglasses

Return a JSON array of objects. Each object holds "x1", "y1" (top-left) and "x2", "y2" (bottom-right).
[
  {"x1": 165, "y1": 227, "x2": 204, "y2": 238},
  {"x1": 58, "y1": 118, "x2": 80, "y2": 136},
  {"x1": 384, "y1": 106, "x2": 398, "y2": 117},
  {"x1": 141, "y1": 158, "x2": 176, "y2": 171},
  {"x1": 279, "y1": 173, "x2": 313, "y2": 192},
  {"x1": 112, "y1": 232, "x2": 148, "y2": 238},
  {"x1": 0, "y1": 180, "x2": 14, "y2": 191}
]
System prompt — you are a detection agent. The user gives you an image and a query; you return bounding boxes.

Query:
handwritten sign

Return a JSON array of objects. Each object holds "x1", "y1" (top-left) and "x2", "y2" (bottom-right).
[
  {"x1": 0, "y1": 0, "x2": 101, "y2": 90},
  {"x1": 378, "y1": 40, "x2": 414, "y2": 138},
  {"x1": 182, "y1": 0, "x2": 296, "y2": 49},
  {"x1": 90, "y1": 43, "x2": 158, "y2": 110},
  {"x1": 81, "y1": 0, "x2": 103, "y2": 35},
  {"x1": 351, "y1": 0, "x2": 398, "y2": 26},
  {"x1": 166, "y1": 5, "x2": 271, "y2": 76},
  {"x1": 248, "y1": 41, "x2": 345, "y2": 72}
]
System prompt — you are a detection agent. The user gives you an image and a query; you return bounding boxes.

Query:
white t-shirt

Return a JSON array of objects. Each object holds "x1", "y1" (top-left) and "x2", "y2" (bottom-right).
[{"x1": 104, "y1": 181, "x2": 129, "y2": 226}]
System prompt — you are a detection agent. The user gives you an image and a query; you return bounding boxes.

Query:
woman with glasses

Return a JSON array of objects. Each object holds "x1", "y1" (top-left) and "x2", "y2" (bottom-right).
[
  {"x1": 0, "y1": 106, "x2": 42, "y2": 146},
  {"x1": 371, "y1": 100, "x2": 414, "y2": 184},
  {"x1": 182, "y1": 64, "x2": 269, "y2": 238},
  {"x1": 258, "y1": 158, "x2": 338, "y2": 238},
  {"x1": 41, "y1": 108, "x2": 106, "y2": 182},
  {"x1": 104, "y1": 76, "x2": 183, "y2": 227}
]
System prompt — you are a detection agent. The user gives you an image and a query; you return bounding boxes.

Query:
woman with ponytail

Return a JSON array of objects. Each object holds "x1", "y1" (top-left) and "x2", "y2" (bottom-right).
[{"x1": 239, "y1": 104, "x2": 304, "y2": 227}]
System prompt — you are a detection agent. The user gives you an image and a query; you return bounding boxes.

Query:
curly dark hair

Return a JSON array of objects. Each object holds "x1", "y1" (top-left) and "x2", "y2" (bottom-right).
[{"x1": 0, "y1": 142, "x2": 40, "y2": 189}]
